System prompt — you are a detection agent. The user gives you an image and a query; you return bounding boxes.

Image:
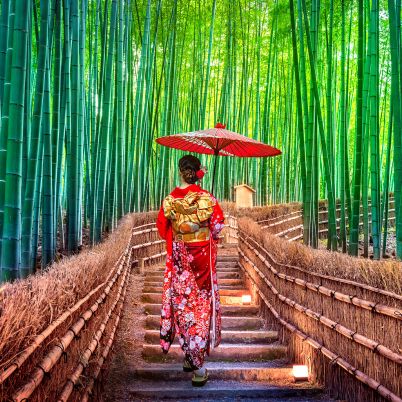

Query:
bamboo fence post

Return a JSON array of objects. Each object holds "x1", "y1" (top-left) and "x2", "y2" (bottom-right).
[{"x1": 138, "y1": 257, "x2": 145, "y2": 274}]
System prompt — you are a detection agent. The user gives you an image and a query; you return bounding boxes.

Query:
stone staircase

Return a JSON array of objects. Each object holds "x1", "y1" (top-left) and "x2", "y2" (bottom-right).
[{"x1": 130, "y1": 244, "x2": 332, "y2": 401}]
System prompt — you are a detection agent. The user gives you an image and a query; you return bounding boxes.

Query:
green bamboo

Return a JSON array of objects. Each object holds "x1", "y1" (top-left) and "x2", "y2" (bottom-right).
[
  {"x1": 94, "y1": 0, "x2": 117, "y2": 242},
  {"x1": 1, "y1": 0, "x2": 29, "y2": 280},
  {"x1": 349, "y1": 0, "x2": 365, "y2": 256}
]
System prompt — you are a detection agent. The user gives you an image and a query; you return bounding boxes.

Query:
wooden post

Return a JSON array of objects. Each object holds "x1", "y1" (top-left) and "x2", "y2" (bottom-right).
[{"x1": 138, "y1": 258, "x2": 145, "y2": 274}]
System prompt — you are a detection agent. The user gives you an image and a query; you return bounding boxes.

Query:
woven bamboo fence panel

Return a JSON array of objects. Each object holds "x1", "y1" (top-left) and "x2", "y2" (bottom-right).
[{"x1": 236, "y1": 214, "x2": 401, "y2": 402}]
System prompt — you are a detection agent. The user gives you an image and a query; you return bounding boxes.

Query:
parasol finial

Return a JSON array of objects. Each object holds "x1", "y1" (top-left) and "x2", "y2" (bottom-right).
[{"x1": 214, "y1": 122, "x2": 226, "y2": 129}]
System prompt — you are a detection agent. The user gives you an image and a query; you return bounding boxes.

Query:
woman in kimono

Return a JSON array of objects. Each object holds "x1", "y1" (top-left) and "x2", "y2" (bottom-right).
[{"x1": 156, "y1": 154, "x2": 225, "y2": 386}]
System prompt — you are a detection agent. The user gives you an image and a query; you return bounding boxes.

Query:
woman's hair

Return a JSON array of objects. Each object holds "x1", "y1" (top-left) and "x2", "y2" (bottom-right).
[{"x1": 178, "y1": 155, "x2": 201, "y2": 184}]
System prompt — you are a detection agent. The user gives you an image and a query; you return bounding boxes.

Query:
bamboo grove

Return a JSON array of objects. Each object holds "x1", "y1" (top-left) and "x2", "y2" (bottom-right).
[{"x1": 0, "y1": 0, "x2": 401, "y2": 281}]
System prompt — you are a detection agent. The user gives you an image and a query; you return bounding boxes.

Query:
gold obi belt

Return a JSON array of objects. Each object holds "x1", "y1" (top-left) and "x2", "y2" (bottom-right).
[
  {"x1": 173, "y1": 226, "x2": 210, "y2": 242},
  {"x1": 163, "y1": 191, "x2": 215, "y2": 243}
]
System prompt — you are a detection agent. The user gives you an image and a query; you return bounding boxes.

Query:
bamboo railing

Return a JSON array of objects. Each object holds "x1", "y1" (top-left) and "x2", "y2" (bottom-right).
[
  {"x1": 0, "y1": 212, "x2": 166, "y2": 402},
  {"x1": 234, "y1": 210, "x2": 401, "y2": 402},
  {"x1": 257, "y1": 198, "x2": 396, "y2": 244},
  {"x1": 1, "y1": 207, "x2": 399, "y2": 401}
]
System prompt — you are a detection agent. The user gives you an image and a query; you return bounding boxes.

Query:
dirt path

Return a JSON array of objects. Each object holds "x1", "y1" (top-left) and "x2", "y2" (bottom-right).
[{"x1": 101, "y1": 264, "x2": 147, "y2": 401}]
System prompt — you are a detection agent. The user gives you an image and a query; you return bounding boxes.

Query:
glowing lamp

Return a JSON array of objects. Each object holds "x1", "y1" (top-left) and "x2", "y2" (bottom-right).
[
  {"x1": 242, "y1": 294, "x2": 252, "y2": 305},
  {"x1": 292, "y1": 365, "x2": 309, "y2": 382}
]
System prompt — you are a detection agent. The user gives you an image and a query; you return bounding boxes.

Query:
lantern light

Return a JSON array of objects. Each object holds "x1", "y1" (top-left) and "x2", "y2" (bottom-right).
[
  {"x1": 292, "y1": 365, "x2": 309, "y2": 382},
  {"x1": 242, "y1": 294, "x2": 252, "y2": 305}
]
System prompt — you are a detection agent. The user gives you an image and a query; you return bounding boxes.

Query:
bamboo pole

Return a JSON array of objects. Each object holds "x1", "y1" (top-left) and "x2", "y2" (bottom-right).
[
  {"x1": 57, "y1": 253, "x2": 130, "y2": 402},
  {"x1": 80, "y1": 298, "x2": 125, "y2": 402},
  {"x1": 0, "y1": 236, "x2": 133, "y2": 385}
]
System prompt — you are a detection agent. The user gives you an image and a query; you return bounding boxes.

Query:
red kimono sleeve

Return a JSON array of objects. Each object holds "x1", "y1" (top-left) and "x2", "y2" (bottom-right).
[
  {"x1": 208, "y1": 197, "x2": 225, "y2": 240},
  {"x1": 156, "y1": 202, "x2": 173, "y2": 255}
]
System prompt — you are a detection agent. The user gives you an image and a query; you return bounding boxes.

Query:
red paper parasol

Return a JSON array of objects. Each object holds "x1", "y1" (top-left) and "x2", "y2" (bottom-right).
[{"x1": 155, "y1": 123, "x2": 282, "y2": 192}]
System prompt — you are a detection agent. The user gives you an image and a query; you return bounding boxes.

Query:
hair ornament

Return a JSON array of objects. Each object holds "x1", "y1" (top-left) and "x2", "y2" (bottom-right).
[{"x1": 196, "y1": 165, "x2": 207, "y2": 179}]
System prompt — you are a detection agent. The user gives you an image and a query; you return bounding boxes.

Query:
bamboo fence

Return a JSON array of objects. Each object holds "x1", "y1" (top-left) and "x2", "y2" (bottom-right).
[
  {"x1": 1, "y1": 204, "x2": 400, "y2": 401},
  {"x1": 258, "y1": 198, "x2": 396, "y2": 243},
  {"x1": 233, "y1": 206, "x2": 401, "y2": 402},
  {"x1": 0, "y1": 211, "x2": 164, "y2": 401}
]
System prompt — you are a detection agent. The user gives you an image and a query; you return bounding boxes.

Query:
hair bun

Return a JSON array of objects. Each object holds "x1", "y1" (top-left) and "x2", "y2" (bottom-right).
[{"x1": 179, "y1": 155, "x2": 202, "y2": 184}]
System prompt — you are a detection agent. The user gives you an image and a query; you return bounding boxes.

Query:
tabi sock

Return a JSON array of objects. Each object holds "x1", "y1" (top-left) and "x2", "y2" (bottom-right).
[{"x1": 194, "y1": 367, "x2": 206, "y2": 376}]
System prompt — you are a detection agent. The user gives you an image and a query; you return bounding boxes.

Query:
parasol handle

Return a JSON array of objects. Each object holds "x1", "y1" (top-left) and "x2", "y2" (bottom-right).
[{"x1": 210, "y1": 150, "x2": 219, "y2": 194}]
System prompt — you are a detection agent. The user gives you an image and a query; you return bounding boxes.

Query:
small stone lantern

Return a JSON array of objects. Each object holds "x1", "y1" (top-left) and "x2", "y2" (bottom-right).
[{"x1": 234, "y1": 184, "x2": 256, "y2": 208}]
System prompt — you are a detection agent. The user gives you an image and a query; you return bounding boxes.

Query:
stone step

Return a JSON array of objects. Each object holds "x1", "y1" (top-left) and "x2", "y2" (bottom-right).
[
  {"x1": 217, "y1": 258, "x2": 239, "y2": 264},
  {"x1": 218, "y1": 243, "x2": 238, "y2": 249},
  {"x1": 131, "y1": 361, "x2": 291, "y2": 382},
  {"x1": 125, "y1": 379, "x2": 326, "y2": 401},
  {"x1": 145, "y1": 315, "x2": 265, "y2": 331},
  {"x1": 143, "y1": 281, "x2": 167, "y2": 287},
  {"x1": 220, "y1": 284, "x2": 248, "y2": 290},
  {"x1": 144, "y1": 274, "x2": 164, "y2": 281},
  {"x1": 143, "y1": 286, "x2": 163, "y2": 293},
  {"x1": 218, "y1": 277, "x2": 246, "y2": 286},
  {"x1": 216, "y1": 251, "x2": 239, "y2": 258},
  {"x1": 217, "y1": 271, "x2": 241, "y2": 279},
  {"x1": 217, "y1": 252, "x2": 239, "y2": 257},
  {"x1": 216, "y1": 261, "x2": 239, "y2": 268},
  {"x1": 143, "y1": 303, "x2": 260, "y2": 317},
  {"x1": 142, "y1": 286, "x2": 247, "y2": 297},
  {"x1": 145, "y1": 265, "x2": 240, "y2": 274},
  {"x1": 143, "y1": 280, "x2": 244, "y2": 289},
  {"x1": 142, "y1": 293, "x2": 248, "y2": 306},
  {"x1": 142, "y1": 343, "x2": 287, "y2": 363},
  {"x1": 144, "y1": 329, "x2": 278, "y2": 345}
]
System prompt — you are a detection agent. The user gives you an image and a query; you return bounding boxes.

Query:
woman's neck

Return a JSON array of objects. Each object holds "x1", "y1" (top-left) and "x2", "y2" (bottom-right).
[
  {"x1": 178, "y1": 183, "x2": 192, "y2": 189},
  {"x1": 178, "y1": 176, "x2": 193, "y2": 188}
]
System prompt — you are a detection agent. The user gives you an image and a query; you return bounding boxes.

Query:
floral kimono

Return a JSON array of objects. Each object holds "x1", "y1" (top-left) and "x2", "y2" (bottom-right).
[{"x1": 156, "y1": 183, "x2": 225, "y2": 370}]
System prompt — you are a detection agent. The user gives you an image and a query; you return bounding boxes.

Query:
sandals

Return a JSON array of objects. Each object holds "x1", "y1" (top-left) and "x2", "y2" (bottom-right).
[
  {"x1": 191, "y1": 368, "x2": 208, "y2": 387},
  {"x1": 183, "y1": 357, "x2": 209, "y2": 386}
]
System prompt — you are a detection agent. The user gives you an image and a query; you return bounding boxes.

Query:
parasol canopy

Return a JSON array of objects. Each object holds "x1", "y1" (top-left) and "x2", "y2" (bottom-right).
[
  {"x1": 155, "y1": 123, "x2": 282, "y2": 192},
  {"x1": 155, "y1": 123, "x2": 281, "y2": 157}
]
